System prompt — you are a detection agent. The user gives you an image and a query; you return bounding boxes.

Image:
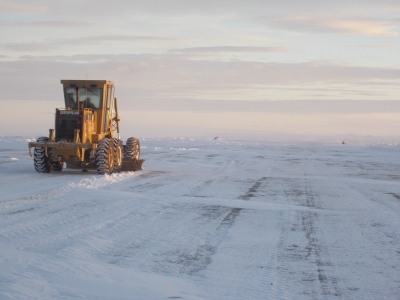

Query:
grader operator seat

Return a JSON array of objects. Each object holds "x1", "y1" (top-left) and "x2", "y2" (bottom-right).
[{"x1": 81, "y1": 97, "x2": 97, "y2": 109}]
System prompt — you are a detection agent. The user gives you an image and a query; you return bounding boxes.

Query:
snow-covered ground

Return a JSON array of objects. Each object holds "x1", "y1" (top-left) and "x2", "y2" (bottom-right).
[{"x1": 0, "y1": 136, "x2": 399, "y2": 299}]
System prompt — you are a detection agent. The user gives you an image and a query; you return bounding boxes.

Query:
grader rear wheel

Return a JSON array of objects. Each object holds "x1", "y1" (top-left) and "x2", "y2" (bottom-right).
[
  {"x1": 34, "y1": 136, "x2": 51, "y2": 173},
  {"x1": 96, "y1": 138, "x2": 114, "y2": 175},
  {"x1": 112, "y1": 138, "x2": 123, "y2": 173}
]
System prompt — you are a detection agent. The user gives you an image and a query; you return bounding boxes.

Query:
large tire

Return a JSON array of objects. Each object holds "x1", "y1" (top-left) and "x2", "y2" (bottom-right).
[
  {"x1": 52, "y1": 161, "x2": 64, "y2": 171},
  {"x1": 124, "y1": 137, "x2": 140, "y2": 160},
  {"x1": 112, "y1": 138, "x2": 123, "y2": 173},
  {"x1": 96, "y1": 138, "x2": 114, "y2": 175},
  {"x1": 34, "y1": 137, "x2": 51, "y2": 173}
]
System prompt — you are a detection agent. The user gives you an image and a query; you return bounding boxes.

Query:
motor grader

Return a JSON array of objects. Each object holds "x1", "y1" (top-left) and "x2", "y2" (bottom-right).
[{"x1": 28, "y1": 80, "x2": 144, "y2": 174}]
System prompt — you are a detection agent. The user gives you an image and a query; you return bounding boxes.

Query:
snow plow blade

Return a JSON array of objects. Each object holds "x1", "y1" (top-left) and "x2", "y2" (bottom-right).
[{"x1": 121, "y1": 158, "x2": 145, "y2": 171}]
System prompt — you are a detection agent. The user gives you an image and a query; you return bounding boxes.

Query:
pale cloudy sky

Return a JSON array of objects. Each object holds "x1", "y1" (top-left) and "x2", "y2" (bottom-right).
[{"x1": 0, "y1": 0, "x2": 399, "y2": 140}]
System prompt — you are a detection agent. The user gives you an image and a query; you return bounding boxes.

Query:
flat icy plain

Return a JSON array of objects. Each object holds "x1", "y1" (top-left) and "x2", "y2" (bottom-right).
[{"x1": 0, "y1": 137, "x2": 399, "y2": 299}]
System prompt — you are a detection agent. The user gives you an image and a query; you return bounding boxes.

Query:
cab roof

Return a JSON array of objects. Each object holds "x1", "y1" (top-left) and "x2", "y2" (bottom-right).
[{"x1": 60, "y1": 80, "x2": 114, "y2": 88}]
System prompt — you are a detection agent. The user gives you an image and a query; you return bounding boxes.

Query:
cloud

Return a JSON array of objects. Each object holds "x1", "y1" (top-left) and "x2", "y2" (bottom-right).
[
  {"x1": 12, "y1": 54, "x2": 400, "y2": 83},
  {"x1": 1, "y1": 55, "x2": 399, "y2": 102},
  {"x1": 0, "y1": 20, "x2": 90, "y2": 27},
  {"x1": 64, "y1": 35, "x2": 176, "y2": 45},
  {"x1": 1, "y1": 36, "x2": 177, "y2": 52},
  {"x1": 0, "y1": 2, "x2": 49, "y2": 14},
  {"x1": 2, "y1": 42, "x2": 59, "y2": 52},
  {"x1": 117, "y1": 99, "x2": 400, "y2": 114},
  {"x1": 4, "y1": 1, "x2": 400, "y2": 18},
  {"x1": 47, "y1": 0, "x2": 400, "y2": 17},
  {"x1": 170, "y1": 46, "x2": 287, "y2": 54},
  {"x1": 344, "y1": 44, "x2": 395, "y2": 49},
  {"x1": 265, "y1": 16, "x2": 400, "y2": 36}
]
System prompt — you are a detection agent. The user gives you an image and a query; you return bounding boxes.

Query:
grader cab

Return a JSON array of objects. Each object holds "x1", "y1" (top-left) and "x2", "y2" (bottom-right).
[{"x1": 28, "y1": 80, "x2": 144, "y2": 174}]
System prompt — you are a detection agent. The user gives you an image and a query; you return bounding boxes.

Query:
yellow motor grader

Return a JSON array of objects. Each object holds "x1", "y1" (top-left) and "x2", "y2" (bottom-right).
[{"x1": 28, "y1": 80, "x2": 144, "y2": 174}]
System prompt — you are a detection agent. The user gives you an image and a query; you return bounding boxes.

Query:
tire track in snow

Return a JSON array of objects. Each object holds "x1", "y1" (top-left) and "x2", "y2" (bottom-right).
[
  {"x1": 115, "y1": 154, "x2": 272, "y2": 277},
  {"x1": 90, "y1": 148, "x2": 259, "y2": 277},
  {"x1": 164, "y1": 177, "x2": 268, "y2": 276},
  {"x1": 270, "y1": 171, "x2": 341, "y2": 298},
  {"x1": 161, "y1": 206, "x2": 244, "y2": 276},
  {"x1": 300, "y1": 180, "x2": 341, "y2": 298},
  {"x1": 239, "y1": 177, "x2": 268, "y2": 200},
  {"x1": 163, "y1": 151, "x2": 282, "y2": 278},
  {"x1": 387, "y1": 192, "x2": 400, "y2": 200}
]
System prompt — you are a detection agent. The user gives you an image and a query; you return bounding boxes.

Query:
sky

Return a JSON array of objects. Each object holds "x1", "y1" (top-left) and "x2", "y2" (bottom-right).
[{"x1": 0, "y1": 0, "x2": 399, "y2": 141}]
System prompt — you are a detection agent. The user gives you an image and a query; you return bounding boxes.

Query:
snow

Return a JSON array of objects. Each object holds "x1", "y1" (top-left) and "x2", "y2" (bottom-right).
[{"x1": 0, "y1": 137, "x2": 399, "y2": 299}]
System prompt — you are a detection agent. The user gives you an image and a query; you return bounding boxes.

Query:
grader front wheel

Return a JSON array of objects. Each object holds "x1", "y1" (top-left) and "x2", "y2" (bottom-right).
[
  {"x1": 124, "y1": 137, "x2": 140, "y2": 160},
  {"x1": 52, "y1": 161, "x2": 64, "y2": 171}
]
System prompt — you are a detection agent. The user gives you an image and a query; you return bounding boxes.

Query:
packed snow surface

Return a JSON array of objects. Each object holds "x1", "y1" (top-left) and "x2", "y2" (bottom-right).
[{"x1": 0, "y1": 137, "x2": 399, "y2": 299}]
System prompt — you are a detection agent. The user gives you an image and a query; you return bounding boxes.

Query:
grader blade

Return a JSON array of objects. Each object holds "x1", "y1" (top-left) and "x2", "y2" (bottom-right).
[{"x1": 121, "y1": 158, "x2": 145, "y2": 171}]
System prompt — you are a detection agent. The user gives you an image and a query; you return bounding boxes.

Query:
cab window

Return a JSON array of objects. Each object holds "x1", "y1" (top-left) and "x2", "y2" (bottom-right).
[{"x1": 79, "y1": 88, "x2": 102, "y2": 109}]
